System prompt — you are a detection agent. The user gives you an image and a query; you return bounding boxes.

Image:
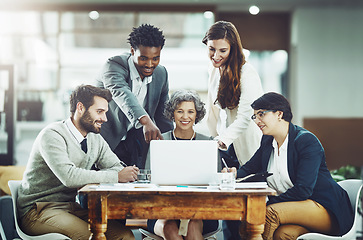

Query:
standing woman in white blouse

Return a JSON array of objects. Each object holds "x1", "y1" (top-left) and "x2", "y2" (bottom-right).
[{"x1": 202, "y1": 21, "x2": 264, "y2": 169}]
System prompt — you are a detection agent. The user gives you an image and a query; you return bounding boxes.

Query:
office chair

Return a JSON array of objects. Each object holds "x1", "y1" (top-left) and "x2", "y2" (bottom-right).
[
  {"x1": 0, "y1": 195, "x2": 20, "y2": 240},
  {"x1": 8, "y1": 180, "x2": 71, "y2": 240},
  {"x1": 139, "y1": 220, "x2": 222, "y2": 240},
  {"x1": 297, "y1": 179, "x2": 363, "y2": 240},
  {"x1": 0, "y1": 222, "x2": 6, "y2": 240}
]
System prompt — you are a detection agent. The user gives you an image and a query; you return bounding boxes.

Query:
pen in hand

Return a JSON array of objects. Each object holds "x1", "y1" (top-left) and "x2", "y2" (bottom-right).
[
  {"x1": 221, "y1": 158, "x2": 230, "y2": 172},
  {"x1": 120, "y1": 161, "x2": 138, "y2": 170},
  {"x1": 120, "y1": 161, "x2": 128, "y2": 168}
]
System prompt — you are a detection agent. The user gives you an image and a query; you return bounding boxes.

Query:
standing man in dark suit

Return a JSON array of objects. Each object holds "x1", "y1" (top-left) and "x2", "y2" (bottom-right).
[{"x1": 95, "y1": 24, "x2": 173, "y2": 168}]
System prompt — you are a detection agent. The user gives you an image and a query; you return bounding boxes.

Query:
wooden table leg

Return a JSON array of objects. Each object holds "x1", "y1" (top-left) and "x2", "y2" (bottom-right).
[
  {"x1": 88, "y1": 194, "x2": 108, "y2": 240},
  {"x1": 245, "y1": 195, "x2": 266, "y2": 240}
]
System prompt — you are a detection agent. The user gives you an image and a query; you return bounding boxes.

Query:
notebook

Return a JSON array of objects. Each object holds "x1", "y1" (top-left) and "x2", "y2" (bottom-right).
[{"x1": 150, "y1": 140, "x2": 218, "y2": 185}]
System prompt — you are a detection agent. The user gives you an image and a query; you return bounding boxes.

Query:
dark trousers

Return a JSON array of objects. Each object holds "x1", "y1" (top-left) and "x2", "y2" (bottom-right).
[
  {"x1": 220, "y1": 144, "x2": 242, "y2": 240},
  {"x1": 113, "y1": 128, "x2": 148, "y2": 169},
  {"x1": 223, "y1": 220, "x2": 242, "y2": 240}
]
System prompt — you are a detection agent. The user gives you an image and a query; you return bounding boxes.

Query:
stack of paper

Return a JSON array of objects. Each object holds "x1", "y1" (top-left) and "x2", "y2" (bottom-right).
[
  {"x1": 89, "y1": 183, "x2": 159, "y2": 191},
  {"x1": 235, "y1": 182, "x2": 268, "y2": 189}
]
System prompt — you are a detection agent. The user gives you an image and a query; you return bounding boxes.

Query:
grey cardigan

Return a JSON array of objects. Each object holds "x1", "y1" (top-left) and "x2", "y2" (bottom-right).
[{"x1": 17, "y1": 120, "x2": 123, "y2": 217}]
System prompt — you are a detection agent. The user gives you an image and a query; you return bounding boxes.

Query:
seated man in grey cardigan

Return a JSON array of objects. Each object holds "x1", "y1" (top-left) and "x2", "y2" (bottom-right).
[{"x1": 17, "y1": 85, "x2": 138, "y2": 240}]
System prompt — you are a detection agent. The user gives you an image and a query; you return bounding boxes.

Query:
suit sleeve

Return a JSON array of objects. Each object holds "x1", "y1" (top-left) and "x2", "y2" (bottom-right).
[
  {"x1": 100, "y1": 58, "x2": 148, "y2": 127},
  {"x1": 153, "y1": 68, "x2": 173, "y2": 133},
  {"x1": 236, "y1": 144, "x2": 264, "y2": 178},
  {"x1": 268, "y1": 133, "x2": 324, "y2": 204}
]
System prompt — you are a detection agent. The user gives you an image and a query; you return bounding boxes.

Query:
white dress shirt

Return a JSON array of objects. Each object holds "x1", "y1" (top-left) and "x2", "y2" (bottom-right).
[
  {"x1": 128, "y1": 56, "x2": 152, "y2": 108},
  {"x1": 65, "y1": 117, "x2": 86, "y2": 147},
  {"x1": 128, "y1": 57, "x2": 152, "y2": 129},
  {"x1": 267, "y1": 135, "x2": 294, "y2": 195}
]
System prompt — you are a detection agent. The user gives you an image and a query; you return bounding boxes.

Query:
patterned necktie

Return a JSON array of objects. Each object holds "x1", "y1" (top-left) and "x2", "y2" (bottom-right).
[{"x1": 81, "y1": 138, "x2": 87, "y2": 153}]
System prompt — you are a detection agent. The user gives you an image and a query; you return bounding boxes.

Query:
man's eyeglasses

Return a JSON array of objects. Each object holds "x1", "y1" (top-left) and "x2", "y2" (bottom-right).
[{"x1": 251, "y1": 110, "x2": 274, "y2": 121}]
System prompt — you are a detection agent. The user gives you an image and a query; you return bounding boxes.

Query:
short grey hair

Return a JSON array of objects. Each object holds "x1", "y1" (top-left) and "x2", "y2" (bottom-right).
[{"x1": 164, "y1": 89, "x2": 206, "y2": 124}]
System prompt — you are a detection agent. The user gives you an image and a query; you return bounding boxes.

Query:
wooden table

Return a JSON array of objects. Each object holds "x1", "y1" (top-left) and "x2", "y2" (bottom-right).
[{"x1": 79, "y1": 184, "x2": 276, "y2": 240}]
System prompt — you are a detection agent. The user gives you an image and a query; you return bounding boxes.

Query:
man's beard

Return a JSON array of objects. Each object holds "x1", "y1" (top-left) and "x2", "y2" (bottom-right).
[{"x1": 79, "y1": 110, "x2": 101, "y2": 134}]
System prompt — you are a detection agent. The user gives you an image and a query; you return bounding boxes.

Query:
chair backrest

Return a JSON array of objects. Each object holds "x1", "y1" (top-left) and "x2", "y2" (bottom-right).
[
  {"x1": 338, "y1": 179, "x2": 362, "y2": 209},
  {"x1": 0, "y1": 221, "x2": 6, "y2": 240},
  {"x1": 338, "y1": 179, "x2": 363, "y2": 231},
  {"x1": 8, "y1": 180, "x2": 70, "y2": 240},
  {"x1": 0, "y1": 195, "x2": 19, "y2": 240}
]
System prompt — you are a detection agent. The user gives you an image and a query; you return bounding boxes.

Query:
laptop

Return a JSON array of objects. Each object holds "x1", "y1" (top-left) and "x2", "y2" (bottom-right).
[{"x1": 150, "y1": 140, "x2": 218, "y2": 185}]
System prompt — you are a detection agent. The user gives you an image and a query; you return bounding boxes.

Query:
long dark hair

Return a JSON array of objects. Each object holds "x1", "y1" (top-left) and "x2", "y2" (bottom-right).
[{"x1": 202, "y1": 21, "x2": 245, "y2": 110}]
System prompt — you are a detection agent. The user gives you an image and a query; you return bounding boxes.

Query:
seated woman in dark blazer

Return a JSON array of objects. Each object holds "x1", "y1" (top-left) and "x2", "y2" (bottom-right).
[
  {"x1": 224, "y1": 92, "x2": 354, "y2": 240},
  {"x1": 147, "y1": 89, "x2": 218, "y2": 240}
]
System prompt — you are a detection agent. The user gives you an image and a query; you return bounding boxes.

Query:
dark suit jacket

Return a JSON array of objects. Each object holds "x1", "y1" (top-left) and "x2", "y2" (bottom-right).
[
  {"x1": 95, "y1": 53, "x2": 173, "y2": 150},
  {"x1": 237, "y1": 123, "x2": 353, "y2": 236}
]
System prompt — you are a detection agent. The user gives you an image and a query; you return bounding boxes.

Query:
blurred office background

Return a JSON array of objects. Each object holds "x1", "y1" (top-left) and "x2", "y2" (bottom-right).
[{"x1": 0, "y1": 0, "x2": 362, "y2": 170}]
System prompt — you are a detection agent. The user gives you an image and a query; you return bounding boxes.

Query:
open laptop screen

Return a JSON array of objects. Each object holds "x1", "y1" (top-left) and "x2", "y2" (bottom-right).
[{"x1": 150, "y1": 140, "x2": 218, "y2": 185}]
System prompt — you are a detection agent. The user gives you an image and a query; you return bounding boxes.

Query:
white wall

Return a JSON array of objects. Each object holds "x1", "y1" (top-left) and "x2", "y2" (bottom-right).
[{"x1": 290, "y1": 7, "x2": 363, "y2": 125}]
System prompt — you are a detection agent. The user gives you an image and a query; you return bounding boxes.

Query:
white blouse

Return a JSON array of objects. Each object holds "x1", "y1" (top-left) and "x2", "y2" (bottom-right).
[
  {"x1": 267, "y1": 135, "x2": 294, "y2": 195},
  {"x1": 206, "y1": 62, "x2": 264, "y2": 165},
  {"x1": 209, "y1": 70, "x2": 227, "y2": 135}
]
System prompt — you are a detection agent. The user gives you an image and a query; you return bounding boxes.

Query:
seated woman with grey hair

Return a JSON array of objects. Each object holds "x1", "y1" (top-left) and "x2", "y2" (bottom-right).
[{"x1": 147, "y1": 89, "x2": 219, "y2": 240}]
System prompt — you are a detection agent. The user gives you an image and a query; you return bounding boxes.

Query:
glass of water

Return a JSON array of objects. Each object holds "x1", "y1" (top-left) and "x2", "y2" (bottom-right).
[
  {"x1": 137, "y1": 169, "x2": 151, "y2": 183},
  {"x1": 219, "y1": 172, "x2": 236, "y2": 191}
]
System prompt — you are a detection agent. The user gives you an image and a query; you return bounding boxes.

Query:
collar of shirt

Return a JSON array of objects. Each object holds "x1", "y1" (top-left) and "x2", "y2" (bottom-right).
[
  {"x1": 272, "y1": 134, "x2": 289, "y2": 153},
  {"x1": 128, "y1": 56, "x2": 153, "y2": 85},
  {"x1": 65, "y1": 117, "x2": 87, "y2": 144},
  {"x1": 268, "y1": 134, "x2": 292, "y2": 195}
]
